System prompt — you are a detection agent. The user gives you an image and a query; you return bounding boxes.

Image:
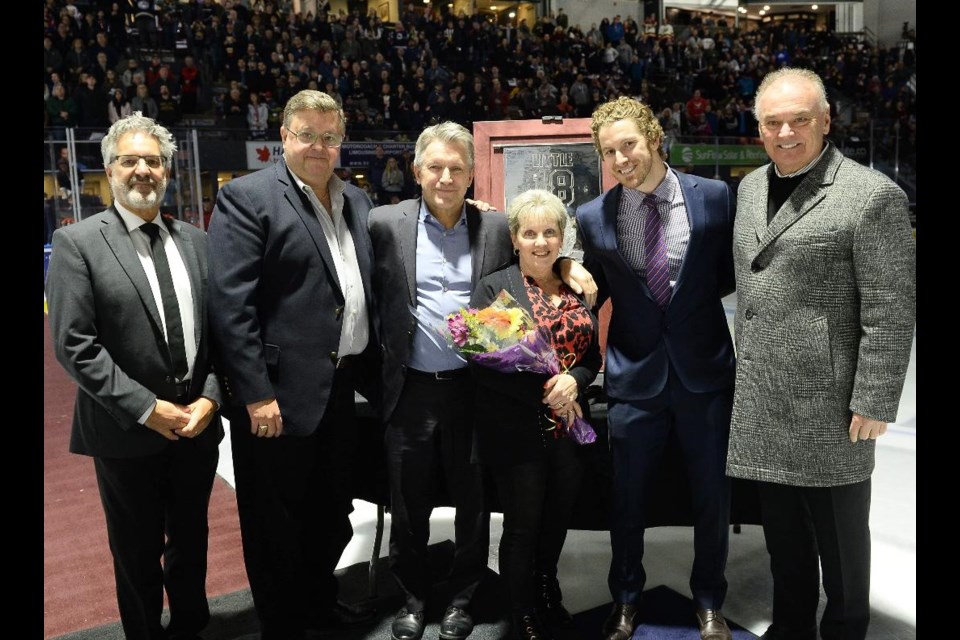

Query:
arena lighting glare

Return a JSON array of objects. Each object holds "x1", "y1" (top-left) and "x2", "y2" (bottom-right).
[
  {"x1": 763, "y1": 4, "x2": 770, "y2": 9},
  {"x1": 811, "y1": 4, "x2": 818, "y2": 8},
  {"x1": 509, "y1": 11, "x2": 516, "y2": 17},
  {"x1": 491, "y1": 5, "x2": 497, "y2": 9},
  {"x1": 759, "y1": 9, "x2": 766, "y2": 15}
]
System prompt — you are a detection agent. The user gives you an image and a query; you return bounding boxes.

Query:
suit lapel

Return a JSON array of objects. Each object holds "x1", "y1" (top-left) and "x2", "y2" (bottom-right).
[
  {"x1": 752, "y1": 146, "x2": 842, "y2": 261},
  {"x1": 399, "y1": 199, "x2": 420, "y2": 307},
  {"x1": 600, "y1": 184, "x2": 656, "y2": 303},
  {"x1": 100, "y1": 208, "x2": 165, "y2": 335},
  {"x1": 467, "y1": 204, "x2": 486, "y2": 287},
  {"x1": 672, "y1": 171, "x2": 703, "y2": 301},
  {"x1": 277, "y1": 159, "x2": 343, "y2": 297}
]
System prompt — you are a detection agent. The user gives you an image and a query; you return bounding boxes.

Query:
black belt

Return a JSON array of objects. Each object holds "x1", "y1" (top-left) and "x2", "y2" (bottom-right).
[
  {"x1": 407, "y1": 367, "x2": 470, "y2": 381},
  {"x1": 331, "y1": 354, "x2": 358, "y2": 369}
]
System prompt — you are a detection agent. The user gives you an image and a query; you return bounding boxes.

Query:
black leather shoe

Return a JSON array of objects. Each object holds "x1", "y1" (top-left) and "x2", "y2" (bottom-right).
[
  {"x1": 513, "y1": 611, "x2": 553, "y2": 640},
  {"x1": 439, "y1": 605, "x2": 474, "y2": 640},
  {"x1": 535, "y1": 572, "x2": 575, "y2": 629},
  {"x1": 391, "y1": 609, "x2": 425, "y2": 640},
  {"x1": 601, "y1": 603, "x2": 639, "y2": 640},
  {"x1": 695, "y1": 609, "x2": 732, "y2": 640}
]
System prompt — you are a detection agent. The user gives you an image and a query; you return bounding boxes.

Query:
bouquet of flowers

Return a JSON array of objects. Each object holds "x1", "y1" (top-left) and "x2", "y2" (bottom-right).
[{"x1": 445, "y1": 289, "x2": 597, "y2": 445}]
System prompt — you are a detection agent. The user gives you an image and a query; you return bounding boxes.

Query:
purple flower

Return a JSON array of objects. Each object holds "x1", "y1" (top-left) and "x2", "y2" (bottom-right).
[{"x1": 447, "y1": 312, "x2": 469, "y2": 347}]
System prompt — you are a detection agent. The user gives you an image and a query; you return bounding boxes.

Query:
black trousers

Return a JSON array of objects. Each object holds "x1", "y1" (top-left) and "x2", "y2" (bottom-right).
[
  {"x1": 758, "y1": 478, "x2": 872, "y2": 640},
  {"x1": 93, "y1": 439, "x2": 218, "y2": 640},
  {"x1": 607, "y1": 367, "x2": 733, "y2": 610},
  {"x1": 386, "y1": 374, "x2": 490, "y2": 613},
  {"x1": 491, "y1": 434, "x2": 583, "y2": 613},
  {"x1": 230, "y1": 369, "x2": 358, "y2": 640}
]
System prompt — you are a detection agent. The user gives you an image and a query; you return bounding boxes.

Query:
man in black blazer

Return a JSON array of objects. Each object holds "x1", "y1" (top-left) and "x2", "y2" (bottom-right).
[
  {"x1": 369, "y1": 122, "x2": 595, "y2": 640},
  {"x1": 46, "y1": 112, "x2": 223, "y2": 640},
  {"x1": 369, "y1": 121, "x2": 512, "y2": 640},
  {"x1": 207, "y1": 90, "x2": 378, "y2": 640}
]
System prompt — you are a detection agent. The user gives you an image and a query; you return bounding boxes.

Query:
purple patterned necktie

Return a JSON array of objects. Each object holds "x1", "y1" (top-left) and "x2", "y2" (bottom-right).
[{"x1": 643, "y1": 195, "x2": 671, "y2": 309}]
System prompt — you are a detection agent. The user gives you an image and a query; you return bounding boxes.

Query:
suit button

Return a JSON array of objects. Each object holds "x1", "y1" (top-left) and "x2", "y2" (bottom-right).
[
  {"x1": 335, "y1": 305, "x2": 344, "y2": 318},
  {"x1": 745, "y1": 309, "x2": 754, "y2": 320}
]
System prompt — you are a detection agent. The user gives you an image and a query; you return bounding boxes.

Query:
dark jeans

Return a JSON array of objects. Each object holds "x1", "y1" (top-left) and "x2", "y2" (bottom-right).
[{"x1": 491, "y1": 434, "x2": 583, "y2": 612}]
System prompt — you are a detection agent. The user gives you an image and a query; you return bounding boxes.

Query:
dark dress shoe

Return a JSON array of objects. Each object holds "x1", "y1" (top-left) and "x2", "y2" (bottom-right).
[
  {"x1": 440, "y1": 605, "x2": 474, "y2": 640},
  {"x1": 695, "y1": 609, "x2": 732, "y2": 640},
  {"x1": 513, "y1": 611, "x2": 553, "y2": 640},
  {"x1": 391, "y1": 609, "x2": 425, "y2": 640},
  {"x1": 601, "y1": 602, "x2": 639, "y2": 640}
]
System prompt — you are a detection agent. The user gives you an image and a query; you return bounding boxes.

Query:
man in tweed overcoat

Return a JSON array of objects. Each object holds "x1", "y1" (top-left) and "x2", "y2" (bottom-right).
[{"x1": 726, "y1": 68, "x2": 915, "y2": 640}]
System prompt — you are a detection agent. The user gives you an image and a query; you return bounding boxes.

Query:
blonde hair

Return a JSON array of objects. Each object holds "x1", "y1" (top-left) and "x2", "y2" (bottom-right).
[
  {"x1": 590, "y1": 96, "x2": 664, "y2": 158},
  {"x1": 507, "y1": 189, "x2": 568, "y2": 239}
]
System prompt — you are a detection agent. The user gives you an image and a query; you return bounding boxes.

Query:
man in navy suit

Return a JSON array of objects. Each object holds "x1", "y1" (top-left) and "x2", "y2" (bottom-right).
[
  {"x1": 576, "y1": 97, "x2": 736, "y2": 640},
  {"x1": 47, "y1": 112, "x2": 223, "y2": 640},
  {"x1": 208, "y1": 90, "x2": 379, "y2": 640}
]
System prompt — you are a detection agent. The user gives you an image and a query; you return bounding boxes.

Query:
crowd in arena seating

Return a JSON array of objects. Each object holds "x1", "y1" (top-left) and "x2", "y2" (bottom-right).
[{"x1": 44, "y1": 0, "x2": 915, "y2": 170}]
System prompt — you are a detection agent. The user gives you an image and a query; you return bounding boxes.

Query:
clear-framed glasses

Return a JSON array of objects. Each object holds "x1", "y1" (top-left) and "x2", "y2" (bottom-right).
[
  {"x1": 114, "y1": 155, "x2": 165, "y2": 169},
  {"x1": 290, "y1": 129, "x2": 344, "y2": 148}
]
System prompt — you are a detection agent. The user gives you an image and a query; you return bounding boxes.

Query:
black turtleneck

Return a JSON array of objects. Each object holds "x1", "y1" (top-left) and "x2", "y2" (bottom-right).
[{"x1": 767, "y1": 165, "x2": 807, "y2": 225}]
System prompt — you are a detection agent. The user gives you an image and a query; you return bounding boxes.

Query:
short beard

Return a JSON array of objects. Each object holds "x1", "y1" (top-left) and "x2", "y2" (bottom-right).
[{"x1": 113, "y1": 176, "x2": 168, "y2": 212}]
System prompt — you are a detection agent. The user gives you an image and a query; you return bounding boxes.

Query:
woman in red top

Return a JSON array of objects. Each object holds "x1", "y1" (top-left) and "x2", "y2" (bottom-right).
[{"x1": 470, "y1": 190, "x2": 601, "y2": 640}]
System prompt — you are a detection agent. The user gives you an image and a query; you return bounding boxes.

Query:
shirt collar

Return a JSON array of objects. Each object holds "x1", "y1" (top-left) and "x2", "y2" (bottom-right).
[
  {"x1": 773, "y1": 141, "x2": 831, "y2": 178},
  {"x1": 622, "y1": 163, "x2": 679, "y2": 205},
  {"x1": 115, "y1": 202, "x2": 164, "y2": 233},
  {"x1": 288, "y1": 164, "x2": 346, "y2": 201},
  {"x1": 418, "y1": 199, "x2": 467, "y2": 228}
]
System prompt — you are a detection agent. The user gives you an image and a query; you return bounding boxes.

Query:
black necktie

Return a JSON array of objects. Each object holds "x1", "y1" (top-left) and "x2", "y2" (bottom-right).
[{"x1": 141, "y1": 222, "x2": 189, "y2": 380}]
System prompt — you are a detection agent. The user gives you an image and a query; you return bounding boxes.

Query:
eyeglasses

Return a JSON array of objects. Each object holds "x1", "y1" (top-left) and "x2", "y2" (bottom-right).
[
  {"x1": 289, "y1": 129, "x2": 344, "y2": 148},
  {"x1": 114, "y1": 155, "x2": 165, "y2": 169},
  {"x1": 760, "y1": 115, "x2": 815, "y2": 132}
]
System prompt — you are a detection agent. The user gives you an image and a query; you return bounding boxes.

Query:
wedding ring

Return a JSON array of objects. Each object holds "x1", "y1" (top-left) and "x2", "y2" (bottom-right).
[{"x1": 258, "y1": 424, "x2": 268, "y2": 432}]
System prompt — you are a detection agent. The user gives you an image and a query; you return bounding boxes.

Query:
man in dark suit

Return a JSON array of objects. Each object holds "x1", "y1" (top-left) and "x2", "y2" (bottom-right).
[
  {"x1": 576, "y1": 96, "x2": 736, "y2": 640},
  {"x1": 368, "y1": 122, "x2": 512, "y2": 640},
  {"x1": 46, "y1": 112, "x2": 223, "y2": 640},
  {"x1": 207, "y1": 90, "x2": 378, "y2": 640},
  {"x1": 728, "y1": 68, "x2": 915, "y2": 640}
]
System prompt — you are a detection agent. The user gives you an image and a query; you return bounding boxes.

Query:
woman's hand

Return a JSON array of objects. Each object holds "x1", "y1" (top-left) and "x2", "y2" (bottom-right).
[{"x1": 543, "y1": 373, "x2": 578, "y2": 412}]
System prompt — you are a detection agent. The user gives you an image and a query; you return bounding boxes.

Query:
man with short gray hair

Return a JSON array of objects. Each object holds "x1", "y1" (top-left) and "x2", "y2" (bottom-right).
[{"x1": 47, "y1": 112, "x2": 223, "y2": 640}]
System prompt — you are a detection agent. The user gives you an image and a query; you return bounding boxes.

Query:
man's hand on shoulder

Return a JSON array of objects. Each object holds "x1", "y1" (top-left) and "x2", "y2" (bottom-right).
[
  {"x1": 465, "y1": 198, "x2": 498, "y2": 212},
  {"x1": 558, "y1": 258, "x2": 598, "y2": 308}
]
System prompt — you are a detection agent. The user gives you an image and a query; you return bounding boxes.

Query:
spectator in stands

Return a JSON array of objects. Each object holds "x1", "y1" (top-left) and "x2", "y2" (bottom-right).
[
  {"x1": 151, "y1": 65, "x2": 182, "y2": 103},
  {"x1": 77, "y1": 74, "x2": 111, "y2": 130},
  {"x1": 47, "y1": 110, "x2": 223, "y2": 640},
  {"x1": 247, "y1": 91, "x2": 269, "y2": 139},
  {"x1": 379, "y1": 155, "x2": 405, "y2": 203},
  {"x1": 108, "y1": 87, "x2": 133, "y2": 124},
  {"x1": 179, "y1": 56, "x2": 201, "y2": 114},
  {"x1": 221, "y1": 86, "x2": 247, "y2": 133},
  {"x1": 132, "y1": 83, "x2": 159, "y2": 120},
  {"x1": 156, "y1": 84, "x2": 181, "y2": 127}
]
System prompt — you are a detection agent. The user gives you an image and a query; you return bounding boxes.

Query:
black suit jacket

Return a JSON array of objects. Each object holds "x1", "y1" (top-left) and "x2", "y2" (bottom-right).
[
  {"x1": 207, "y1": 158, "x2": 378, "y2": 435},
  {"x1": 368, "y1": 198, "x2": 513, "y2": 423},
  {"x1": 46, "y1": 208, "x2": 223, "y2": 459}
]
